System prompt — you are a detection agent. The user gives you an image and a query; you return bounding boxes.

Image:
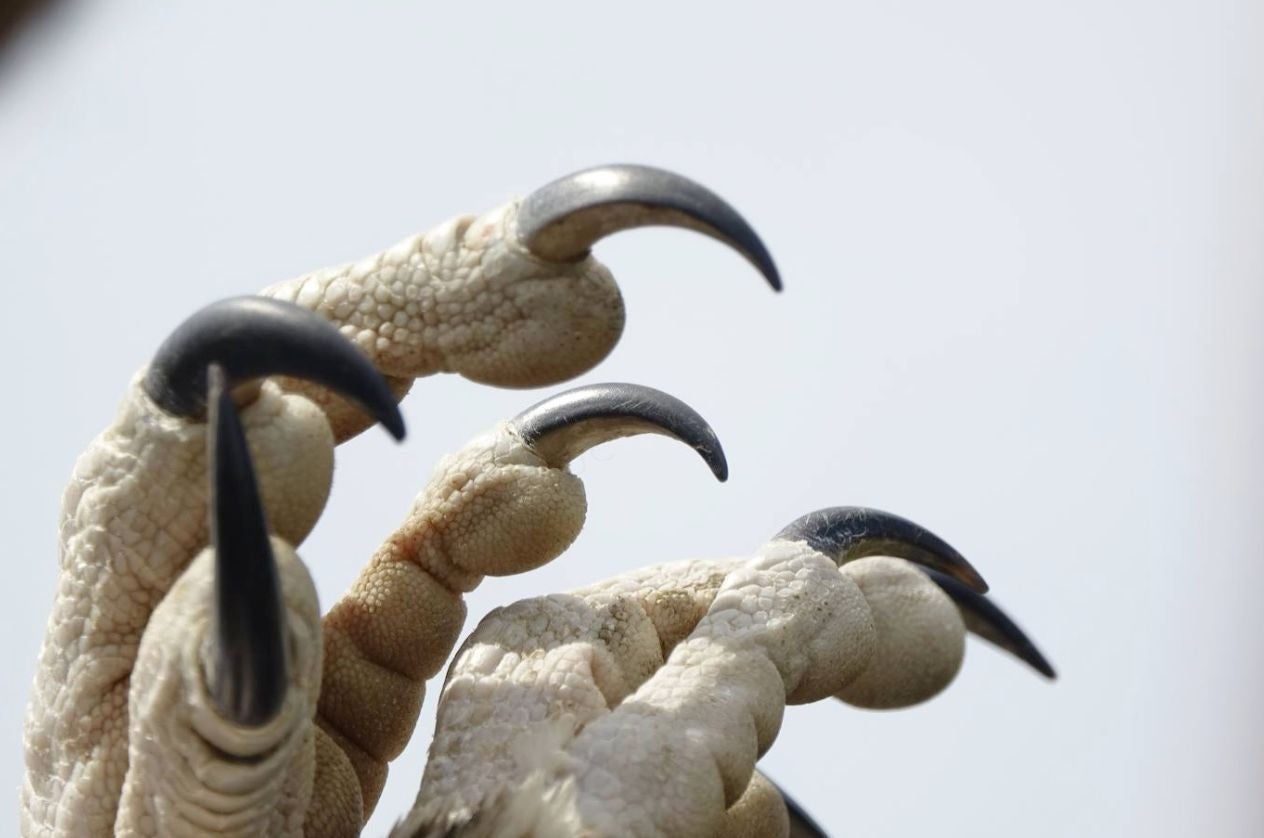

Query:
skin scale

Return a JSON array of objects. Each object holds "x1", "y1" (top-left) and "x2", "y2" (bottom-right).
[
  {"x1": 22, "y1": 305, "x2": 398, "y2": 838},
  {"x1": 257, "y1": 164, "x2": 780, "y2": 444},
  {"x1": 115, "y1": 366, "x2": 325, "y2": 836},
  {"x1": 21, "y1": 165, "x2": 1054, "y2": 837},
  {"x1": 23, "y1": 329, "x2": 732, "y2": 837},
  {"x1": 21, "y1": 165, "x2": 778, "y2": 837},
  {"x1": 396, "y1": 511, "x2": 1054, "y2": 837},
  {"x1": 311, "y1": 381, "x2": 728, "y2": 830}
]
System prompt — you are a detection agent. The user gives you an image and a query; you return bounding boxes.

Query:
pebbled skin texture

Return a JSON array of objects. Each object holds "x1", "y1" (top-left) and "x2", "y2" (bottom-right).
[
  {"x1": 114, "y1": 539, "x2": 322, "y2": 837},
  {"x1": 24, "y1": 371, "x2": 972, "y2": 838},
  {"x1": 400, "y1": 543, "x2": 874, "y2": 836},
  {"x1": 23, "y1": 379, "x2": 599, "y2": 836},
  {"x1": 23, "y1": 178, "x2": 994, "y2": 836},
  {"x1": 714, "y1": 771, "x2": 791, "y2": 838},
  {"x1": 835, "y1": 557, "x2": 965, "y2": 710},
  {"x1": 21, "y1": 380, "x2": 334, "y2": 837},
  {"x1": 397, "y1": 552, "x2": 968, "y2": 837},
  {"x1": 23, "y1": 188, "x2": 656, "y2": 837},
  {"x1": 312, "y1": 425, "x2": 588, "y2": 826},
  {"x1": 262, "y1": 202, "x2": 625, "y2": 442}
]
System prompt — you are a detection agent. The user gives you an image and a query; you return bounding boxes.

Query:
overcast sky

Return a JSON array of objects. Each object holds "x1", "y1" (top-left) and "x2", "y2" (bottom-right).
[{"x1": 2, "y1": 2, "x2": 1261, "y2": 835}]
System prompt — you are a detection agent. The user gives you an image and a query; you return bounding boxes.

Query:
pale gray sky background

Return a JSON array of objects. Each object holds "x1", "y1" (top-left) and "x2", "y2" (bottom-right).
[{"x1": 2, "y1": 2, "x2": 1260, "y2": 835}]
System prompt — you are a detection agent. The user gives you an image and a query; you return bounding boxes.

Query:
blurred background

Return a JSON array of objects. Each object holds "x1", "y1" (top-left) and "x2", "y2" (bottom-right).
[{"x1": 2, "y1": 2, "x2": 1260, "y2": 835}]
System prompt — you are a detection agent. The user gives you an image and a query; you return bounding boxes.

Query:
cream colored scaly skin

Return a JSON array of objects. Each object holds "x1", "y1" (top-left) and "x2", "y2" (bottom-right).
[
  {"x1": 114, "y1": 540, "x2": 323, "y2": 838},
  {"x1": 399, "y1": 549, "x2": 966, "y2": 837},
  {"x1": 312, "y1": 425, "x2": 589, "y2": 831},
  {"x1": 23, "y1": 193, "x2": 634, "y2": 837},
  {"x1": 261, "y1": 201, "x2": 624, "y2": 442},
  {"x1": 22, "y1": 380, "x2": 607, "y2": 837},
  {"x1": 22, "y1": 379, "x2": 334, "y2": 838}
]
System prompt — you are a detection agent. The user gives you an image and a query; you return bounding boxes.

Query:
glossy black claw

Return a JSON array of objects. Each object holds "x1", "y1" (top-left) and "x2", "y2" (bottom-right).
[
  {"x1": 921, "y1": 568, "x2": 1057, "y2": 679},
  {"x1": 516, "y1": 163, "x2": 781, "y2": 291},
  {"x1": 144, "y1": 296, "x2": 406, "y2": 440},
  {"x1": 773, "y1": 506, "x2": 989, "y2": 593},
  {"x1": 206, "y1": 364, "x2": 289, "y2": 726},
  {"x1": 510, "y1": 382, "x2": 728, "y2": 481}
]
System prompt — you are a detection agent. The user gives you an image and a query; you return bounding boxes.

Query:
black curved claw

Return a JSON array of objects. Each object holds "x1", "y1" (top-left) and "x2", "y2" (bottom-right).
[
  {"x1": 207, "y1": 364, "x2": 289, "y2": 726},
  {"x1": 516, "y1": 163, "x2": 781, "y2": 291},
  {"x1": 774, "y1": 506, "x2": 988, "y2": 593},
  {"x1": 510, "y1": 382, "x2": 728, "y2": 481},
  {"x1": 921, "y1": 568, "x2": 1056, "y2": 679},
  {"x1": 144, "y1": 296, "x2": 406, "y2": 440}
]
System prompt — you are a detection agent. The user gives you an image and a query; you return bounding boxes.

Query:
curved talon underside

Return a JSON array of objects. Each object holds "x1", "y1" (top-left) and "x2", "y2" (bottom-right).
[
  {"x1": 143, "y1": 296, "x2": 406, "y2": 439},
  {"x1": 510, "y1": 382, "x2": 729, "y2": 480},
  {"x1": 516, "y1": 163, "x2": 782, "y2": 291},
  {"x1": 775, "y1": 506, "x2": 989, "y2": 593},
  {"x1": 921, "y1": 568, "x2": 1056, "y2": 678},
  {"x1": 206, "y1": 364, "x2": 288, "y2": 727}
]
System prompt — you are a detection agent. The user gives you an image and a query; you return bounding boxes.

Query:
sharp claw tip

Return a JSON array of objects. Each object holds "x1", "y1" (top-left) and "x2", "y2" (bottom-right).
[
  {"x1": 380, "y1": 409, "x2": 407, "y2": 441},
  {"x1": 949, "y1": 554, "x2": 989, "y2": 594},
  {"x1": 1032, "y1": 655, "x2": 1057, "y2": 680},
  {"x1": 698, "y1": 445, "x2": 728, "y2": 482}
]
